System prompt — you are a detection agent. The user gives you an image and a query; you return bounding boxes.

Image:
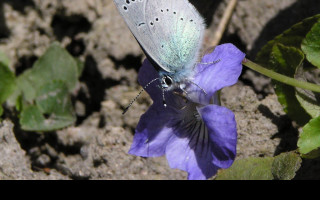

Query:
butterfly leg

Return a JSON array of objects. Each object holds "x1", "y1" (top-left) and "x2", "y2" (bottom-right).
[
  {"x1": 185, "y1": 79, "x2": 207, "y2": 95},
  {"x1": 200, "y1": 59, "x2": 221, "y2": 65}
]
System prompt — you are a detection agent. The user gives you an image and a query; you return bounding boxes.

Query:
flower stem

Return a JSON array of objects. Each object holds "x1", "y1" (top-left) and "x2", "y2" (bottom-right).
[{"x1": 242, "y1": 59, "x2": 320, "y2": 93}]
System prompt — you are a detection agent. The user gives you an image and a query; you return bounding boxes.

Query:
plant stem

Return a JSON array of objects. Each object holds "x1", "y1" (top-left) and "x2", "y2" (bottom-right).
[{"x1": 242, "y1": 59, "x2": 320, "y2": 93}]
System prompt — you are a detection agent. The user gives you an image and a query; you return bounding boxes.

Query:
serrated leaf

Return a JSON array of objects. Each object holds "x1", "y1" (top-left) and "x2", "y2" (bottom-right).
[
  {"x1": 297, "y1": 116, "x2": 320, "y2": 158},
  {"x1": 271, "y1": 152, "x2": 302, "y2": 180},
  {"x1": 20, "y1": 80, "x2": 75, "y2": 132},
  {"x1": 215, "y1": 157, "x2": 274, "y2": 180},
  {"x1": 270, "y1": 44, "x2": 311, "y2": 125},
  {"x1": 302, "y1": 20, "x2": 320, "y2": 68},
  {"x1": 256, "y1": 14, "x2": 320, "y2": 66}
]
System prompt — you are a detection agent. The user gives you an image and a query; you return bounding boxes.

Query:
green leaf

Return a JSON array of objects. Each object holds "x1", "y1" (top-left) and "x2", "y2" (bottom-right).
[
  {"x1": 294, "y1": 66, "x2": 320, "y2": 118},
  {"x1": 299, "y1": 148, "x2": 320, "y2": 159},
  {"x1": 297, "y1": 116, "x2": 320, "y2": 158},
  {"x1": 35, "y1": 80, "x2": 73, "y2": 116},
  {"x1": 302, "y1": 20, "x2": 320, "y2": 68},
  {"x1": 215, "y1": 157, "x2": 275, "y2": 180},
  {"x1": 271, "y1": 152, "x2": 302, "y2": 180},
  {"x1": 269, "y1": 44, "x2": 311, "y2": 125},
  {"x1": 256, "y1": 14, "x2": 320, "y2": 66},
  {"x1": 20, "y1": 106, "x2": 47, "y2": 130},
  {"x1": 9, "y1": 42, "x2": 79, "y2": 105},
  {"x1": 30, "y1": 42, "x2": 79, "y2": 92},
  {"x1": 0, "y1": 51, "x2": 10, "y2": 67},
  {"x1": 15, "y1": 69, "x2": 38, "y2": 103},
  {"x1": 296, "y1": 90, "x2": 320, "y2": 119},
  {"x1": 3, "y1": 42, "x2": 80, "y2": 131},
  {"x1": 20, "y1": 80, "x2": 75, "y2": 132},
  {"x1": 15, "y1": 95, "x2": 23, "y2": 112},
  {"x1": 74, "y1": 57, "x2": 85, "y2": 78},
  {"x1": 0, "y1": 56, "x2": 13, "y2": 117},
  {"x1": 216, "y1": 152, "x2": 302, "y2": 180},
  {"x1": 255, "y1": 15, "x2": 320, "y2": 125},
  {"x1": 0, "y1": 62, "x2": 16, "y2": 104}
]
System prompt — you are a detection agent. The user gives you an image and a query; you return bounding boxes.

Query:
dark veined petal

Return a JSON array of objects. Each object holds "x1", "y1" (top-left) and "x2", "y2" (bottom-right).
[
  {"x1": 128, "y1": 103, "x2": 175, "y2": 157},
  {"x1": 164, "y1": 102, "x2": 219, "y2": 180},
  {"x1": 165, "y1": 121, "x2": 219, "y2": 180},
  {"x1": 198, "y1": 104, "x2": 237, "y2": 169},
  {"x1": 187, "y1": 43, "x2": 245, "y2": 105}
]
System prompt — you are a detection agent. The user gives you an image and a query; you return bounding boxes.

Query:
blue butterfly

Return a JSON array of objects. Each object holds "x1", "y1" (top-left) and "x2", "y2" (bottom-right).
[{"x1": 113, "y1": 0, "x2": 206, "y2": 113}]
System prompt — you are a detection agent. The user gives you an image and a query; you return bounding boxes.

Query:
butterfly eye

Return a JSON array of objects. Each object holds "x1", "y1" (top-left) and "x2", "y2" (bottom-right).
[{"x1": 164, "y1": 76, "x2": 173, "y2": 86}]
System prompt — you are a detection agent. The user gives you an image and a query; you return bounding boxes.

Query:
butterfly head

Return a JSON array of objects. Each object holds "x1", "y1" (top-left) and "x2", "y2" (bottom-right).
[
  {"x1": 159, "y1": 70, "x2": 185, "y2": 91},
  {"x1": 161, "y1": 75, "x2": 174, "y2": 90}
]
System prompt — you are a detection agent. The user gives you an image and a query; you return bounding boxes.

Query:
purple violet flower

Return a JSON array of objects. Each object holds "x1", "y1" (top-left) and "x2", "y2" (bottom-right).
[{"x1": 128, "y1": 43, "x2": 245, "y2": 180}]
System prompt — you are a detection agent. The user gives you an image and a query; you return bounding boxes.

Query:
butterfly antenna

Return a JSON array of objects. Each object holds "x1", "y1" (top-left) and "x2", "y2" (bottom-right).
[
  {"x1": 122, "y1": 78, "x2": 160, "y2": 115},
  {"x1": 162, "y1": 88, "x2": 167, "y2": 108}
]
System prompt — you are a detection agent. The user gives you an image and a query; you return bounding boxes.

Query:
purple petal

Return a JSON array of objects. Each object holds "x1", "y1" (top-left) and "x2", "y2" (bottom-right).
[
  {"x1": 165, "y1": 104, "x2": 237, "y2": 179},
  {"x1": 138, "y1": 59, "x2": 163, "y2": 104},
  {"x1": 128, "y1": 103, "x2": 175, "y2": 157},
  {"x1": 187, "y1": 43, "x2": 245, "y2": 105},
  {"x1": 165, "y1": 132, "x2": 219, "y2": 180},
  {"x1": 198, "y1": 104, "x2": 237, "y2": 169}
]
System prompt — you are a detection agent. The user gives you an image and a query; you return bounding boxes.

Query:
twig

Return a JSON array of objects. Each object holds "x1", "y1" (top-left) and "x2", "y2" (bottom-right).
[{"x1": 211, "y1": 0, "x2": 238, "y2": 46}]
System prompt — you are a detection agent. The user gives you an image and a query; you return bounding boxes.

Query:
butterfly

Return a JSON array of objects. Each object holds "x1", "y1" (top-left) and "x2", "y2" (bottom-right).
[{"x1": 113, "y1": 0, "x2": 206, "y2": 113}]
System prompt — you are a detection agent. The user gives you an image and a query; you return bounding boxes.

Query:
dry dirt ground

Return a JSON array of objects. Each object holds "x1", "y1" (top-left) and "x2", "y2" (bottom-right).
[{"x1": 1, "y1": 0, "x2": 320, "y2": 180}]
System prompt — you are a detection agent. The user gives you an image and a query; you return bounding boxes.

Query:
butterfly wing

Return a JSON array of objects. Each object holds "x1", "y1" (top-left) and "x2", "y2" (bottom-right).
[
  {"x1": 113, "y1": 0, "x2": 205, "y2": 76},
  {"x1": 144, "y1": 0, "x2": 205, "y2": 75}
]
